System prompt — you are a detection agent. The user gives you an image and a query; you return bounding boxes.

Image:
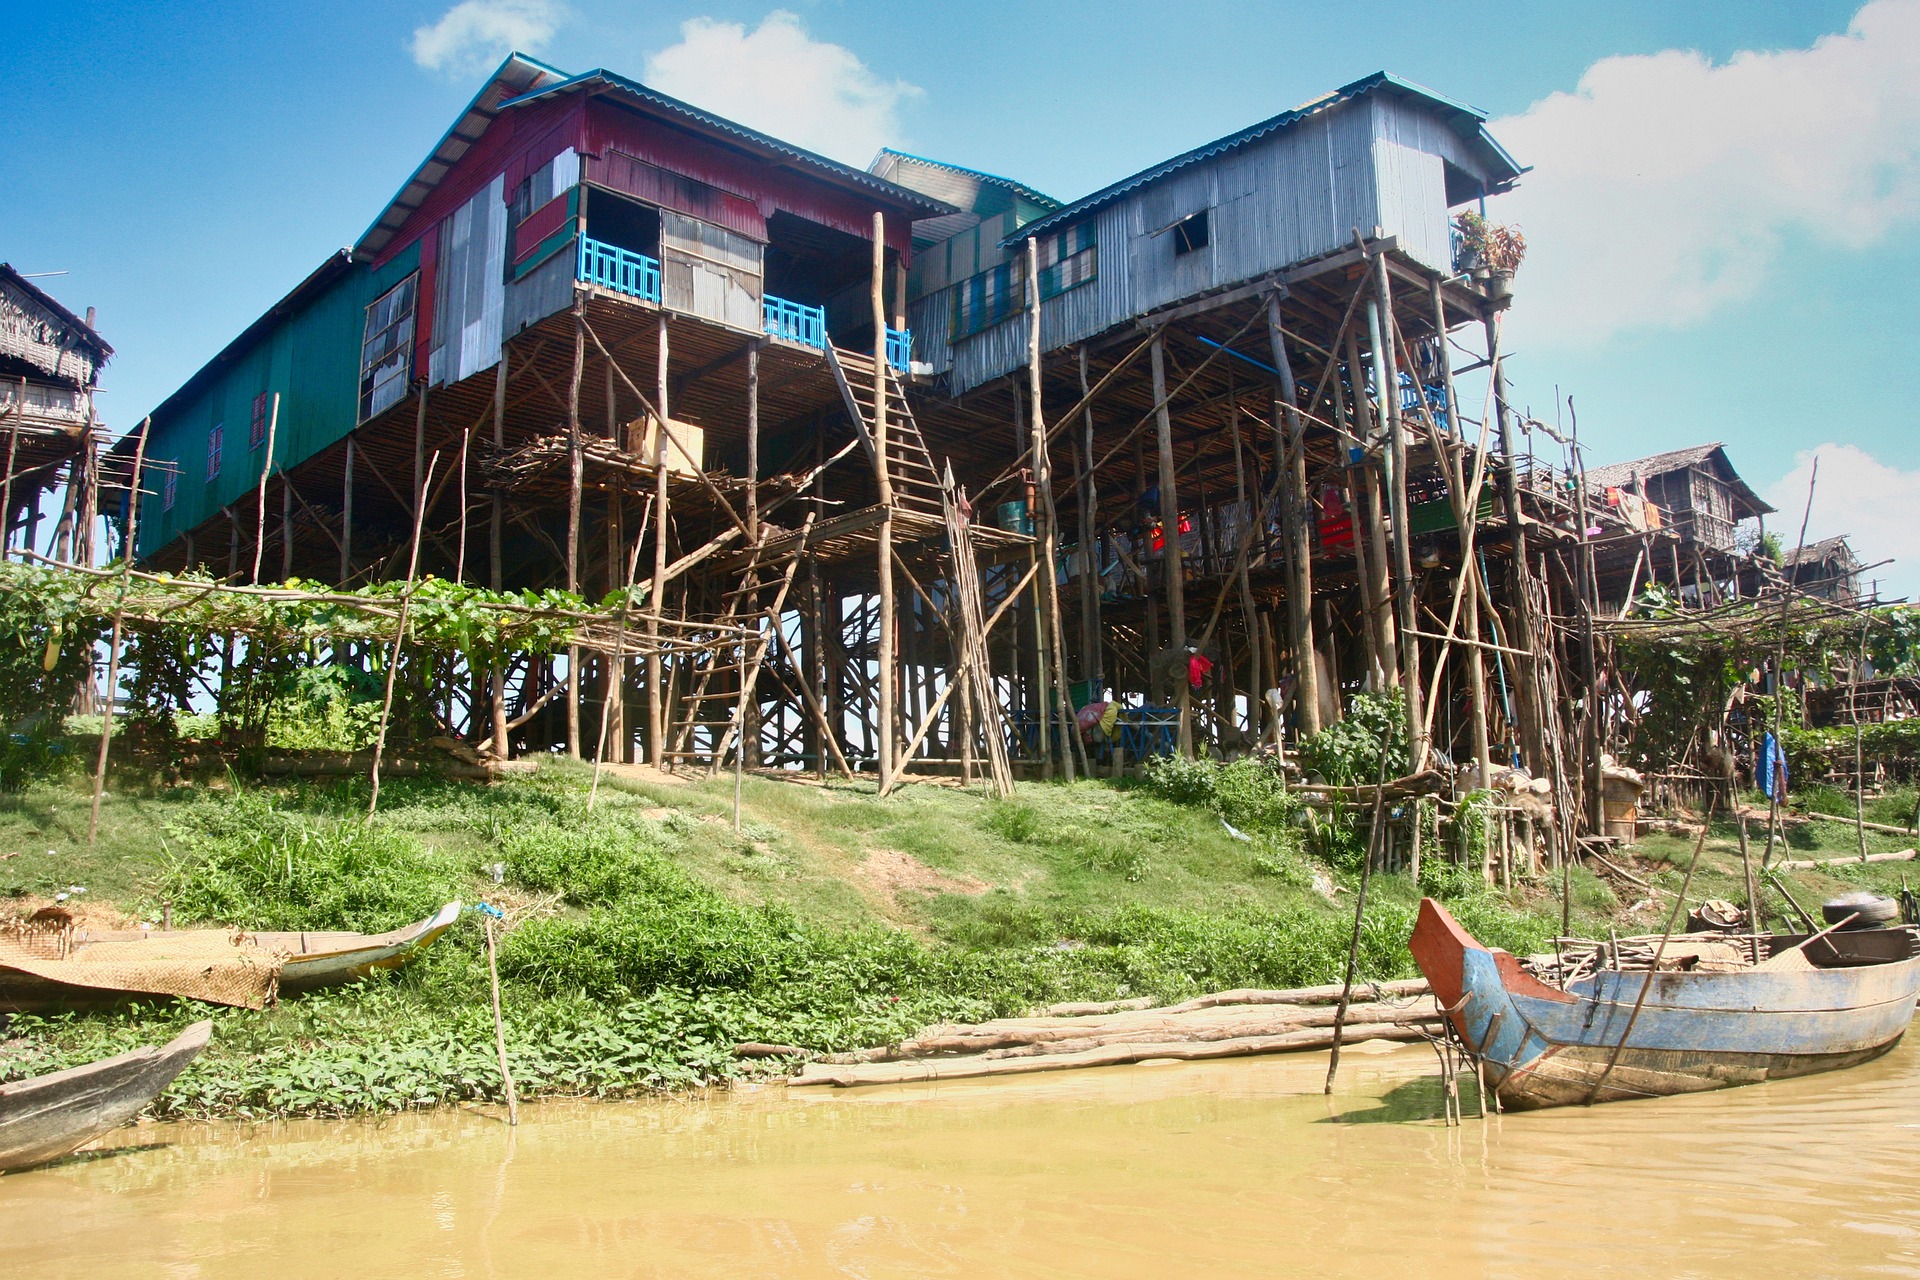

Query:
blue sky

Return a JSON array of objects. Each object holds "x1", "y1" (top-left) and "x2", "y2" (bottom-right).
[{"x1": 5, "y1": 0, "x2": 1916, "y2": 591}]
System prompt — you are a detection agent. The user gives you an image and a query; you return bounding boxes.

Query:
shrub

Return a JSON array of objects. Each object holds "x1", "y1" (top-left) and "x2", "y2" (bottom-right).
[{"x1": 155, "y1": 793, "x2": 463, "y2": 931}]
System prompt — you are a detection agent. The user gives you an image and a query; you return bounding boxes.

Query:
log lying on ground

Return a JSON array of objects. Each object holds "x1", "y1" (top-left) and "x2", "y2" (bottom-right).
[
  {"x1": 1773, "y1": 848, "x2": 1917, "y2": 871},
  {"x1": 1156, "y1": 978, "x2": 1429, "y2": 1015},
  {"x1": 1040, "y1": 996, "x2": 1157, "y2": 1017},
  {"x1": 792, "y1": 1023, "x2": 1432, "y2": 1088},
  {"x1": 1796, "y1": 810, "x2": 1919, "y2": 838},
  {"x1": 864, "y1": 998, "x2": 1438, "y2": 1060}
]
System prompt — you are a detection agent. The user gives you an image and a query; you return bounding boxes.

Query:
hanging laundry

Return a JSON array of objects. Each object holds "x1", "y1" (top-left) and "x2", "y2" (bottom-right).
[{"x1": 1187, "y1": 652, "x2": 1214, "y2": 688}]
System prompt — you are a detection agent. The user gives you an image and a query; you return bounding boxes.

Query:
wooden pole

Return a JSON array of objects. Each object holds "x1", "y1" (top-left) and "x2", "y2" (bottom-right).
[
  {"x1": 649, "y1": 312, "x2": 672, "y2": 767},
  {"x1": 1077, "y1": 347, "x2": 1106, "y2": 689},
  {"x1": 280, "y1": 471, "x2": 294, "y2": 582},
  {"x1": 340, "y1": 434, "x2": 355, "y2": 583},
  {"x1": 490, "y1": 350, "x2": 510, "y2": 760},
  {"x1": 1268, "y1": 293, "x2": 1320, "y2": 736},
  {"x1": 747, "y1": 338, "x2": 761, "y2": 541},
  {"x1": 369, "y1": 451, "x2": 438, "y2": 817},
  {"x1": 482, "y1": 911, "x2": 519, "y2": 1125},
  {"x1": 1856, "y1": 621, "x2": 1870, "y2": 861},
  {"x1": 873, "y1": 211, "x2": 897, "y2": 791},
  {"x1": 1026, "y1": 236, "x2": 1077, "y2": 781},
  {"x1": 1228, "y1": 401, "x2": 1261, "y2": 741},
  {"x1": 566, "y1": 301, "x2": 585, "y2": 759},
  {"x1": 1149, "y1": 334, "x2": 1191, "y2": 754},
  {"x1": 1369, "y1": 256, "x2": 1425, "y2": 769},
  {"x1": 1764, "y1": 459, "x2": 1819, "y2": 866},
  {"x1": 251, "y1": 392, "x2": 279, "y2": 583},
  {"x1": 1431, "y1": 279, "x2": 1490, "y2": 785},
  {"x1": 1344, "y1": 325, "x2": 1396, "y2": 684},
  {"x1": 87, "y1": 418, "x2": 147, "y2": 847},
  {"x1": 1326, "y1": 727, "x2": 1392, "y2": 1093}
]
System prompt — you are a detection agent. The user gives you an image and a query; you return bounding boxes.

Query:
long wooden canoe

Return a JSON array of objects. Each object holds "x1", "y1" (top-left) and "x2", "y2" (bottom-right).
[
  {"x1": 0, "y1": 901, "x2": 462, "y2": 1011},
  {"x1": 0, "y1": 1021, "x2": 211, "y2": 1173},
  {"x1": 1410, "y1": 898, "x2": 1920, "y2": 1109}
]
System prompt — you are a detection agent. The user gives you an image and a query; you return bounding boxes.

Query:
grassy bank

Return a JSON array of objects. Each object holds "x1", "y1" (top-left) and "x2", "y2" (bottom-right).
[{"x1": 1, "y1": 758, "x2": 1899, "y2": 1120}]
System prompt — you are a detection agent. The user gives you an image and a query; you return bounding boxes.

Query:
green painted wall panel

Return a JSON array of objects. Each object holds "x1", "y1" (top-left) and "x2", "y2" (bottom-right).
[{"x1": 139, "y1": 243, "x2": 420, "y2": 561}]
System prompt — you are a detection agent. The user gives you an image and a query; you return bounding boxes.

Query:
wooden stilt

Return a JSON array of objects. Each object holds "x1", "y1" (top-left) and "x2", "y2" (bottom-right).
[
  {"x1": 873, "y1": 212, "x2": 897, "y2": 793},
  {"x1": 87, "y1": 418, "x2": 147, "y2": 847},
  {"x1": 1368, "y1": 254, "x2": 1425, "y2": 768},
  {"x1": 489, "y1": 351, "x2": 510, "y2": 760},
  {"x1": 251, "y1": 392, "x2": 279, "y2": 583},
  {"x1": 565, "y1": 301, "x2": 585, "y2": 759},
  {"x1": 1149, "y1": 335, "x2": 1190, "y2": 755},
  {"x1": 649, "y1": 310, "x2": 671, "y2": 766},
  {"x1": 1268, "y1": 294, "x2": 1320, "y2": 736}
]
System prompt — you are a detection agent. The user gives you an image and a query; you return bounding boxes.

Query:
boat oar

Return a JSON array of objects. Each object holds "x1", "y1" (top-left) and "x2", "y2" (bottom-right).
[
  {"x1": 474, "y1": 903, "x2": 519, "y2": 1126},
  {"x1": 1584, "y1": 804, "x2": 1714, "y2": 1106}
]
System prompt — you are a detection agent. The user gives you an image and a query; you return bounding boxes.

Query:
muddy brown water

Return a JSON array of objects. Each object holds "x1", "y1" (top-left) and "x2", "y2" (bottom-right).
[{"x1": 5, "y1": 1039, "x2": 1920, "y2": 1278}]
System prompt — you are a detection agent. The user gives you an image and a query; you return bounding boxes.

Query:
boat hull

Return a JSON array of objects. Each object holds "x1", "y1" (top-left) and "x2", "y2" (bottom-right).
[
  {"x1": 1410, "y1": 898, "x2": 1920, "y2": 1109},
  {"x1": 0, "y1": 1021, "x2": 211, "y2": 1172}
]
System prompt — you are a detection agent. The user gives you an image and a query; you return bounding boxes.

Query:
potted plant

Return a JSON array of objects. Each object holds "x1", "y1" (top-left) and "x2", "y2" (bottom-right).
[{"x1": 1452, "y1": 212, "x2": 1526, "y2": 297}]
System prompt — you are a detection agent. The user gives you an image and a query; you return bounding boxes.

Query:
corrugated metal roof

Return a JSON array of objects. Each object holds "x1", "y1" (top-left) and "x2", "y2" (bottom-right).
[
  {"x1": 869, "y1": 148, "x2": 1061, "y2": 212},
  {"x1": 1005, "y1": 71, "x2": 1526, "y2": 247},
  {"x1": 497, "y1": 68, "x2": 956, "y2": 218},
  {"x1": 356, "y1": 53, "x2": 570, "y2": 260}
]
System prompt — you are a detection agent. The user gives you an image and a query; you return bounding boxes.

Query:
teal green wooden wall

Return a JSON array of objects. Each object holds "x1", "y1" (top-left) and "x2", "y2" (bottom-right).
[{"x1": 139, "y1": 243, "x2": 421, "y2": 561}]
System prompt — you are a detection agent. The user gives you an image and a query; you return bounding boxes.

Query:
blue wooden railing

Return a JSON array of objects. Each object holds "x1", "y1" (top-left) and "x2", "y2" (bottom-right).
[
  {"x1": 763, "y1": 295, "x2": 826, "y2": 349},
  {"x1": 578, "y1": 235, "x2": 661, "y2": 303},
  {"x1": 885, "y1": 327, "x2": 913, "y2": 373}
]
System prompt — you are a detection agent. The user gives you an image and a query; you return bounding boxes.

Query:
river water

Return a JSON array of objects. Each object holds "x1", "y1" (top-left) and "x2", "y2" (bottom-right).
[{"x1": 5, "y1": 1038, "x2": 1919, "y2": 1278}]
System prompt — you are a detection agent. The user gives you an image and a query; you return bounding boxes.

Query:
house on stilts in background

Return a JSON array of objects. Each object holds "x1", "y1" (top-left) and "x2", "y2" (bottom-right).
[
  {"x1": 80, "y1": 51, "x2": 1889, "y2": 863},
  {"x1": 1, "y1": 263, "x2": 112, "y2": 566}
]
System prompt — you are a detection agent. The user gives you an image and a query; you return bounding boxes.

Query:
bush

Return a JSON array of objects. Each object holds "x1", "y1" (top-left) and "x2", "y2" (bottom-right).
[
  {"x1": 155, "y1": 793, "x2": 464, "y2": 931},
  {"x1": 501, "y1": 821, "x2": 677, "y2": 906},
  {"x1": 1299, "y1": 690, "x2": 1407, "y2": 785}
]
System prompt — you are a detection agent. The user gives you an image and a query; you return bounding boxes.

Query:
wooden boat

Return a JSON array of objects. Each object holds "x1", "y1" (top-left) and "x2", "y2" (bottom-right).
[
  {"x1": 272, "y1": 900, "x2": 463, "y2": 992},
  {"x1": 0, "y1": 1020, "x2": 211, "y2": 1172},
  {"x1": 1410, "y1": 897, "x2": 1920, "y2": 1109},
  {"x1": 0, "y1": 901, "x2": 462, "y2": 1011}
]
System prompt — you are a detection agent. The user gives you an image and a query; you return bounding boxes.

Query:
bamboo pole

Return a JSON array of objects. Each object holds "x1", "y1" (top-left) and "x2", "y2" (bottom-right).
[
  {"x1": 1077, "y1": 346, "x2": 1103, "y2": 688},
  {"x1": 649, "y1": 311, "x2": 671, "y2": 767},
  {"x1": 566, "y1": 301, "x2": 585, "y2": 759},
  {"x1": 1149, "y1": 335, "x2": 1191, "y2": 754},
  {"x1": 87, "y1": 418, "x2": 147, "y2": 847},
  {"x1": 1027, "y1": 236, "x2": 1079, "y2": 781},
  {"x1": 1269, "y1": 293, "x2": 1320, "y2": 736},
  {"x1": 251, "y1": 392, "x2": 279, "y2": 583},
  {"x1": 873, "y1": 211, "x2": 897, "y2": 792},
  {"x1": 490, "y1": 351, "x2": 510, "y2": 760},
  {"x1": 340, "y1": 435, "x2": 355, "y2": 583},
  {"x1": 1369, "y1": 256, "x2": 1425, "y2": 768},
  {"x1": 481, "y1": 909, "x2": 519, "y2": 1125},
  {"x1": 1765, "y1": 461, "x2": 1820, "y2": 866},
  {"x1": 368, "y1": 451, "x2": 439, "y2": 818}
]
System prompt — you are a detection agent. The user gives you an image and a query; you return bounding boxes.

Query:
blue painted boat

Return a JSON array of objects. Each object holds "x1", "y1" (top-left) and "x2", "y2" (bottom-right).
[{"x1": 1410, "y1": 898, "x2": 1920, "y2": 1109}]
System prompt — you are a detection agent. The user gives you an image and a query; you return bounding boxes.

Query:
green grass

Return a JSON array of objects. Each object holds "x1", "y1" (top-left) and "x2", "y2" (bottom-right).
[{"x1": 5, "y1": 752, "x2": 1887, "y2": 1122}]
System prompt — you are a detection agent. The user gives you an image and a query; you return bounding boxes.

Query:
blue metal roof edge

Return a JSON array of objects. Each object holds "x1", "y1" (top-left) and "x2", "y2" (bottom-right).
[
  {"x1": 1005, "y1": 71, "x2": 1525, "y2": 248},
  {"x1": 871, "y1": 148, "x2": 1063, "y2": 212},
  {"x1": 498, "y1": 70, "x2": 956, "y2": 217}
]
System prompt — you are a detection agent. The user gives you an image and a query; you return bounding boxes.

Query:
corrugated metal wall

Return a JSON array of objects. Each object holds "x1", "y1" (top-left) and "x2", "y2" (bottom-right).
[
  {"x1": 138, "y1": 243, "x2": 421, "y2": 559},
  {"x1": 923, "y1": 95, "x2": 1507, "y2": 396}
]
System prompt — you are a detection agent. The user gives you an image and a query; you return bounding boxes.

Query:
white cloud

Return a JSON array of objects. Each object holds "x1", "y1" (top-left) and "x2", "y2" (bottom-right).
[
  {"x1": 1489, "y1": 0, "x2": 1920, "y2": 347},
  {"x1": 643, "y1": 11, "x2": 919, "y2": 165},
  {"x1": 1764, "y1": 443, "x2": 1917, "y2": 600},
  {"x1": 411, "y1": 0, "x2": 560, "y2": 75}
]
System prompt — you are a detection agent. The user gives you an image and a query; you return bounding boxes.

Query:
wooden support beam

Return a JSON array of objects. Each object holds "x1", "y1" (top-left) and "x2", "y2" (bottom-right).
[
  {"x1": 648, "y1": 309, "x2": 671, "y2": 766},
  {"x1": 566, "y1": 298, "x2": 585, "y2": 760},
  {"x1": 1269, "y1": 293, "x2": 1320, "y2": 737},
  {"x1": 1150, "y1": 334, "x2": 1192, "y2": 755},
  {"x1": 873, "y1": 211, "x2": 898, "y2": 793},
  {"x1": 1369, "y1": 250, "x2": 1425, "y2": 770}
]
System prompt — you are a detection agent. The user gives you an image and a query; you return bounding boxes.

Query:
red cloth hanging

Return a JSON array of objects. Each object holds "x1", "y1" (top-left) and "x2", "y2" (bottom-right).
[{"x1": 1187, "y1": 653, "x2": 1214, "y2": 688}]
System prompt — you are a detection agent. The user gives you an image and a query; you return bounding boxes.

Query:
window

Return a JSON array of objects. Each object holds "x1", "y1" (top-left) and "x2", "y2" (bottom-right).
[
  {"x1": 1035, "y1": 221, "x2": 1098, "y2": 299},
  {"x1": 1173, "y1": 210, "x2": 1209, "y2": 255},
  {"x1": 951, "y1": 261, "x2": 1024, "y2": 338},
  {"x1": 250, "y1": 392, "x2": 269, "y2": 448},
  {"x1": 162, "y1": 461, "x2": 178, "y2": 512},
  {"x1": 206, "y1": 421, "x2": 223, "y2": 481},
  {"x1": 359, "y1": 273, "x2": 418, "y2": 421}
]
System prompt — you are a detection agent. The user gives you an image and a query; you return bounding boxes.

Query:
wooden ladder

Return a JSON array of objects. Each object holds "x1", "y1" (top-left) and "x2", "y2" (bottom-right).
[
  {"x1": 826, "y1": 345, "x2": 947, "y2": 521},
  {"x1": 662, "y1": 522, "x2": 810, "y2": 773}
]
